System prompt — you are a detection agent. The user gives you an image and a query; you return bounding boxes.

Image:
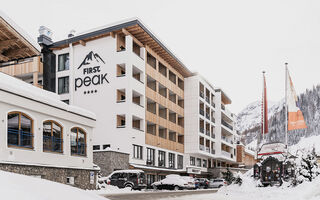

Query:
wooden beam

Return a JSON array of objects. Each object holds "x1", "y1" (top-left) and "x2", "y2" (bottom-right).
[
  {"x1": 79, "y1": 40, "x2": 86, "y2": 46},
  {"x1": 3, "y1": 47, "x2": 28, "y2": 57},
  {"x1": 0, "y1": 39, "x2": 18, "y2": 49},
  {"x1": 110, "y1": 31, "x2": 115, "y2": 38},
  {"x1": 121, "y1": 28, "x2": 144, "y2": 47},
  {"x1": 0, "y1": 53, "x2": 9, "y2": 61}
]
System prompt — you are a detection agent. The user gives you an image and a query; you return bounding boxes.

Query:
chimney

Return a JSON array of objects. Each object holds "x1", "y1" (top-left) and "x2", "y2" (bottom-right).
[{"x1": 37, "y1": 26, "x2": 53, "y2": 46}]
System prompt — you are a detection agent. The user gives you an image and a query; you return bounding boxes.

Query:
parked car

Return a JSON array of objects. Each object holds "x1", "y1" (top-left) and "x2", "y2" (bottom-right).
[
  {"x1": 195, "y1": 178, "x2": 209, "y2": 189},
  {"x1": 152, "y1": 174, "x2": 195, "y2": 190},
  {"x1": 106, "y1": 170, "x2": 147, "y2": 190},
  {"x1": 208, "y1": 179, "x2": 227, "y2": 188}
]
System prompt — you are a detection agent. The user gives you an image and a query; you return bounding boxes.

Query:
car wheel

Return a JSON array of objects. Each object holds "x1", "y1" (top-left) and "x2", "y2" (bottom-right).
[
  {"x1": 125, "y1": 184, "x2": 133, "y2": 190},
  {"x1": 174, "y1": 185, "x2": 180, "y2": 191},
  {"x1": 218, "y1": 185, "x2": 223, "y2": 188}
]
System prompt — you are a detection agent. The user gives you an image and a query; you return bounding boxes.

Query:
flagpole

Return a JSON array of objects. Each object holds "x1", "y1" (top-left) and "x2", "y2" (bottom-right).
[
  {"x1": 285, "y1": 63, "x2": 288, "y2": 149},
  {"x1": 262, "y1": 71, "x2": 265, "y2": 142}
]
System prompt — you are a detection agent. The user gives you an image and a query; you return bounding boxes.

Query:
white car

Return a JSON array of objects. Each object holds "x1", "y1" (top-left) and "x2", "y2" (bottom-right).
[
  {"x1": 208, "y1": 179, "x2": 227, "y2": 188},
  {"x1": 152, "y1": 174, "x2": 195, "y2": 190}
]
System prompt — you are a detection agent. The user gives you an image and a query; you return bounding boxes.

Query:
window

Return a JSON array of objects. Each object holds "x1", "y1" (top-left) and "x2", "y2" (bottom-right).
[
  {"x1": 147, "y1": 148, "x2": 155, "y2": 166},
  {"x1": 58, "y1": 76, "x2": 69, "y2": 94},
  {"x1": 8, "y1": 112, "x2": 33, "y2": 148},
  {"x1": 117, "y1": 115, "x2": 126, "y2": 128},
  {"x1": 147, "y1": 52, "x2": 156, "y2": 69},
  {"x1": 203, "y1": 160, "x2": 207, "y2": 168},
  {"x1": 197, "y1": 158, "x2": 201, "y2": 167},
  {"x1": 70, "y1": 127, "x2": 86, "y2": 156},
  {"x1": 103, "y1": 144, "x2": 111, "y2": 150},
  {"x1": 178, "y1": 155, "x2": 183, "y2": 169},
  {"x1": 158, "y1": 151, "x2": 166, "y2": 167},
  {"x1": 190, "y1": 156, "x2": 195, "y2": 166},
  {"x1": 43, "y1": 120, "x2": 63, "y2": 153},
  {"x1": 93, "y1": 145, "x2": 100, "y2": 150},
  {"x1": 58, "y1": 53, "x2": 69, "y2": 71},
  {"x1": 116, "y1": 64, "x2": 126, "y2": 77},
  {"x1": 66, "y1": 177, "x2": 74, "y2": 185},
  {"x1": 133, "y1": 145, "x2": 143, "y2": 159},
  {"x1": 116, "y1": 89, "x2": 126, "y2": 103},
  {"x1": 146, "y1": 174, "x2": 156, "y2": 186},
  {"x1": 169, "y1": 153, "x2": 175, "y2": 168}
]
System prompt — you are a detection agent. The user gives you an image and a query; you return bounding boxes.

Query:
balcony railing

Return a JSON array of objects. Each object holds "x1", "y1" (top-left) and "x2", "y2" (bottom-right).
[
  {"x1": 221, "y1": 136, "x2": 233, "y2": 144},
  {"x1": 199, "y1": 144, "x2": 205, "y2": 151},
  {"x1": 199, "y1": 109, "x2": 204, "y2": 116},
  {"x1": 205, "y1": 147, "x2": 210, "y2": 153},
  {"x1": 71, "y1": 142, "x2": 86, "y2": 156},
  {"x1": 206, "y1": 130, "x2": 210, "y2": 136},
  {"x1": 221, "y1": 104, "x2": 225, "y2": 110},
  {"x1": 221, "y1": 150, "x2": 231, "y2": 158},
  {"x1": 200, "y1": 91, "x2": 204, "y2": 98},
  {"x1": 221, "y1": 119, "x2": 233, "y2": 131},
  {"x1": 43, "y1": 135, "x2": 63, "y2": 152},
  {"x1": 206, "y1": 113, "x2": 210, "y2": 120},
  {"x1": 8, "y1": 129, "x2": 33, "y2": 148}
]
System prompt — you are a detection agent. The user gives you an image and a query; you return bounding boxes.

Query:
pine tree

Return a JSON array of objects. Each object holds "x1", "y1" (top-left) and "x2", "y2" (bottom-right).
[
  {"x1": 294, "y1": 149, "x2": 320, "y2": 184},
  {"x1": 222, "y1": 168, "x2": 235, "y2": 184}
]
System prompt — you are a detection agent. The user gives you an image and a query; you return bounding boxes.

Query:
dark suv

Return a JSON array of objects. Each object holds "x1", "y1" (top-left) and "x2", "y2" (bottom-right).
[{"x1": 107, "y1": 170, "x2": 147, "y2": 190}]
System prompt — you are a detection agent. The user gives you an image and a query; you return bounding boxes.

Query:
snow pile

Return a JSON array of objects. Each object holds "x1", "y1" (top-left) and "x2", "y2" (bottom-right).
[
  {"x1": 289, "y1": 135, "x2": 320, "y2": 155},
  {"x1": 0, "y1": 170, "x2": 107, "y2": 200},
  {"x1": 95, "y1": 185, "x2": 140, "y2": 195}
]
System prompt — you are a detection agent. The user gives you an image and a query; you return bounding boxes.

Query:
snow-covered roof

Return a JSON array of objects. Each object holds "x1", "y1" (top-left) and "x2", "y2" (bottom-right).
[
  {"x1": 0, "y1": 72, "x2": 96, "y2": 120},
  {"x1": 0, "y1": 9, "x2": 40, "y2": 53}
]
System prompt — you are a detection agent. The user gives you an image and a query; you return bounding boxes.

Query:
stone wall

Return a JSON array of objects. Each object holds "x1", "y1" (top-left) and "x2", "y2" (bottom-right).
[
  {"x1": 93, "y1": 151, "x2": 129, "y2": 176},
  {"x1": 0, "y1": 163, "x2": 97, "y2": 190}
]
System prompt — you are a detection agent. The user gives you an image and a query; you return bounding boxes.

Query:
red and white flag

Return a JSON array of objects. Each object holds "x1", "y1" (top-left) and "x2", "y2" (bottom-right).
[{"x1": 286, "y1": 69, "x2": 307, "y2": 131}]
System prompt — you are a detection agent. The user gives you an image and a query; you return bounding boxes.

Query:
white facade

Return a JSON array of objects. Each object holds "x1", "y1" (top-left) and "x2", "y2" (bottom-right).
[
  {"x1": 184, "y1": 73, "x2": 238, "y2": 173},
  {"x1": 0, "y1": 72, "x2": 96, "y2": 169}
]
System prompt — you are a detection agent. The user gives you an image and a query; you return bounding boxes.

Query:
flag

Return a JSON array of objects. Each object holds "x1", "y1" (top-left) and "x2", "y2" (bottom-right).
[
  {"x1": 261, "y1": 72, "x2": 268, "y2": 134},
  {"x1": 286, "y1": 69, "x2": 307, "y2": 131}
]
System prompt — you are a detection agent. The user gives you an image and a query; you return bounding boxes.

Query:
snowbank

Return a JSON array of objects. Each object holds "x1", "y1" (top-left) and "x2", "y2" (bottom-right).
[
  {"x1": 161, "y1": 171, "x2": 320, "y2": 200},
  {"x1": 0, "y1": 170, "x2": 107, "y2": 200},
  {"x1": 94, "y1": 185, "x2": 142, "y2": 195},
  {"x1": 289, "y1": 135, "x2": 320, "y2": 155}
]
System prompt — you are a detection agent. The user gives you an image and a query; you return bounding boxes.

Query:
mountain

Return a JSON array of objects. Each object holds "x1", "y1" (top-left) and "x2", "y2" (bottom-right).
[
  {"x1": 237, "y1": 85, "x2": 320, "y2": 149},
  {"x1": 78, "y1": 51, "x2": 105, "y2": 69}
]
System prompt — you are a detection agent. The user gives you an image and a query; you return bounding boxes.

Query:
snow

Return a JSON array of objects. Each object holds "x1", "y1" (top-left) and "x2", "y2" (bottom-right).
[
  {"x1": 160, "y1": 171, "x2": 320, "y2": 200},
  {"x1": 289, "y1": 135, "x2": 320, "y2": 155},
  {"x1": 94, "y1": 185, "x2": 142, "y2": 195},
  {"x1": 0, "y1": 72, "x2": 96, "y2": 120},
  {"x1": 153, "y1": 175, "x2": 188, "y2": 187},
  {"x1": 0, "y1": 170, "x2": 107, "y2": 200}
]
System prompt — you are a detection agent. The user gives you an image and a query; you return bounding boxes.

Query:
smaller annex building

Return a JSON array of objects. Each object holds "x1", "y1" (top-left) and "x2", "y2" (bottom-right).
[{"x1": 0, "y1": 72, "x2": 98, "y2": 189}]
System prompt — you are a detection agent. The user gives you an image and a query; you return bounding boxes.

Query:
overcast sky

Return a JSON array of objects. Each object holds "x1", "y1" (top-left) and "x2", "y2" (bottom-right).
[{"x1": 2, "y1": 0, "x2": 320, "y2": 113}]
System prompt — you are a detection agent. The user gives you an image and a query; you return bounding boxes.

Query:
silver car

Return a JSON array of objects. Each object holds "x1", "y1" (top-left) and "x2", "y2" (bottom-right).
[{"x1": 208, "y1": 179, "x2": 227, "y2": 188}]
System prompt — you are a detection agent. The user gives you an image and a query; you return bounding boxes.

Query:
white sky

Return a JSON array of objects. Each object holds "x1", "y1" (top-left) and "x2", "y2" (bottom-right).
[{"x1": 2, "y1": 0, "x2": 320, "y2": 113}]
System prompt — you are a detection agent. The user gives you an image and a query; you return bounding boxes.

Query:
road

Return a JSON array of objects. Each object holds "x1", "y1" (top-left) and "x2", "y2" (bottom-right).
[{"x1": 103, "y1": 189, "x2": 218, "y2": 200}]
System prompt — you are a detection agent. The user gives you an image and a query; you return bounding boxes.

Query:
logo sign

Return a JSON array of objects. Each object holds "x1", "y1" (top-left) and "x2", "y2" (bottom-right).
[
  {"x1": 75, "y1": 51, "x2": 109, "y2": 93},
  {"x1": 187, "y1": 167, "x2": 201, "y2": 174}
]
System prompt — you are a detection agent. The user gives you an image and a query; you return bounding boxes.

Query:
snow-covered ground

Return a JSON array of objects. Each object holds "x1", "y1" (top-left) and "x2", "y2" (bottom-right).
[
  {"x1": 0, "y1": 170, "x2": 107, "y2": 200},
  {"x1": 161, "y1": 172, "x2": 320, "y2": 200}
]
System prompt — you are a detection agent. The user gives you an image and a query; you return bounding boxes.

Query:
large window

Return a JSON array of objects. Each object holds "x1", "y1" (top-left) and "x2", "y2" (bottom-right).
[
  {"x1": 43, "y1": 121, "x2": 63, "y2": 153},
  {"x1": 197, "y1": 158, "x2": 201, "y2": 167},
  {"x1": 147, "y1": 148, "x2": 155, "y2": 166},
  {"x1": 169, "y1": 153, "x2": 175, "y2": 169},
  {"x1": 58, "y1": 76, "x2": 69, "y2": 94},
  {"x1": 8, "y1": 112, "x2": 33, "y2": 148},
  {"x1": 158, "y1": 150, "x2": 166, "y2": 167},
  {"x1": 70, "y1": 127, "x2": 86, "y2": 156},
  {"x1": 178, "y1": 155, "x2": 183, "y2": 169},
  {"x1": 58, "y1": 53, "x2": 69, "y2": 71},
  {"x1": 133, "y1": 145, "x2": 143, "y2": 159}
]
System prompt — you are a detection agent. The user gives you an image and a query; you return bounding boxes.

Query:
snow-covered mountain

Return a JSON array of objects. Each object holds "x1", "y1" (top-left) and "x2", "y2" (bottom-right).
[{"x1": 237, "y1": 85, "x2": 320, "y2": 148}]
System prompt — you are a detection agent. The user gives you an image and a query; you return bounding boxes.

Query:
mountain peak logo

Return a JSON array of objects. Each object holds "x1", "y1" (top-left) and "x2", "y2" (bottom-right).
[{"x1": 78, "y1": 51, "x2": 105, "y2": 69}]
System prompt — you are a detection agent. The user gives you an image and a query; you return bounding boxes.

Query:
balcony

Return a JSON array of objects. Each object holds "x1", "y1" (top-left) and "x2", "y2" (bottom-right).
[
  {"x1": 211, "y1": 118, "x2": 215, "y2": 123},
  {"x1": 205, "y1": 130, "x2": 210, "y2": 136},
  {"x1": 199, "y1": 128, "x2": 204, "y2": 133},
  {"x1": 206, "y1": 113, "x2": 210, "y2": 120},
  {"x1": 205, "y1": 147, "x2": 210, "y2": 153},
  {"x1": 199, "y1": 144, "x2": 205, "y2": 151},
  {"x1": 221, "y1": 119, "x2": 233, "y2": 131},
  {"x1": 221, "y1": 136, "x2": 233, "y2": 144},
  {"x1": 205, "y1": 96, "x2": 210, "y2": 103},
  {"x1": 211, "y1": 102, "x2": 215, "y2": 108},
  {"x1": 211, "y1": 149, "x2": 215, "y2": 154},
  {"x1": 221, "y1": 104, "x2": 225, "y2": 110},
  {"x1": 221, "y1": 150, "x2": 231, "y2": 158},
  {"x1": 199, "y1": 109, "x2": 204, "y2": 116},
  {"x1": 211, "y1": 134, "x2": 215, "y2": 139}
]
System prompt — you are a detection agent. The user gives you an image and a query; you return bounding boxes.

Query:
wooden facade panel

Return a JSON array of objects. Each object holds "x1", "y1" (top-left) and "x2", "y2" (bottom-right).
[{"x1": 145, "y1": 133, "x2": 184, "y2": 153}]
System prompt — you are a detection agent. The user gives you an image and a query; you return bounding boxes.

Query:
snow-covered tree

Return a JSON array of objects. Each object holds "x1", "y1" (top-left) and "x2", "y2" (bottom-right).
[
  {"x1": 222, "y1": 168, "x2": 235, "y2": 184},
  {"x1": 294, "y1": 149, "x2": 320, "y2": 184}
]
